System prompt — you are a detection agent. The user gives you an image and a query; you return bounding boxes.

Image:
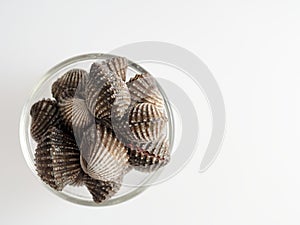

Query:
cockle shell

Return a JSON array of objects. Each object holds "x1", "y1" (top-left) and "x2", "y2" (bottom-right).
[
  {"x1": 34, "y1": 127, "x2": 81, "y2": 191},
  {"x1": 85, "y1": 62, "x2": 130, "y2": 120},
  {"x1": 100, "y1": 56, "x2": 128, "y2": 82},
  {"x1": 80, "y1": 124, "x2": 129, "y2": 182},
  {"x1": 52, "y1": 69, "x2": 87, "y2": 100},
  {"x1": 69, "y1": 170, "x2": 85, "y2": 187},
  {"x1": 83, "y1": 174, "x2": 121, "y2": 203},
  {"x1": 115, "y1": 103, "x2": 168, "y2": 144},
  {"x1": 57, "y1": 93, "x2": 93, "y2": 131},
  {"x1": 30, "y1": 99, "x2": 60, "y2": 142},
  {"x1": 96, "y1": 117, "x2": 113, "y2": 130},
  {"x1": 126, "y1": 73, "x2": 165, "y2": 109},
  {"x1": 127, "y1": 134, "x2": 170, "y2": 172},
  {"x1": 110, "y1": 84, "x2": 131, "y2": 119}
]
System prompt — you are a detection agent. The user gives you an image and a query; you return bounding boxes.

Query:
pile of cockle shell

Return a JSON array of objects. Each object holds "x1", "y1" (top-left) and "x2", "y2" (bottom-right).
[{"x1": 30, "y1": 56, "x2": 170, "y2": 203}]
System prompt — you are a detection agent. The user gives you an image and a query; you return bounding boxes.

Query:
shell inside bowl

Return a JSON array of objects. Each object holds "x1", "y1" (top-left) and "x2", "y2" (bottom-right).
[{"x1": 19, "y1": 53, "x2": 174, "y2": 206}]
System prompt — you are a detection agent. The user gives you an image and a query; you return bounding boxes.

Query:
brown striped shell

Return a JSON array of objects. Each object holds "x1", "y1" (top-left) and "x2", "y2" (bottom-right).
[
  {"x1": 114, "y1": 103, "x2": 168, "y2": 144},
  {"x1": 30, "y1": 99, "x2": 60, "y2": 142},
  {"x1": 80, "y1": 124, "x2": 129, "y2": 182},
  {"x1": 57, "y1": 93, "x2": 93, "y2": 131},
  {"x1": 82, "y1": 174, "x2": 121, "y2": 203},
  {"x1": 85, "y1": 62, "x2": 130, "y2": 120},
  {"x1": 51, "y1": 69, "x2": 87, "y2": 100},
  {"x1": 127, "y1": 134, "x2": 170, "y2": 172},
  {"x1": 100, "y1": 56, "x2": 128, "y2": 81},
  {"x1": 69, "y1": 170, "x2": 85, "y2": 187},
  {"x1": 126, "y1": 73, "x2": 165, "y2": 109},
  {"x1": 34, "y1": 127, "x2": 81, "y2": 191}
]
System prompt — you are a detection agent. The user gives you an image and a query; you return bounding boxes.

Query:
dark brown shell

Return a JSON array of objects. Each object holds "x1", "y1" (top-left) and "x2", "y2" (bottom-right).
[
  {"x1": 126, "y1": 73, "x2": 165, "y2": 109},
  {"x1": 127, "y1": 134, "x2": 170, "y2": 172},
  {"x1": 101, "y1": 57, "x2": 128, "y2": 81},
  {"x1": 34, "y1": 127, "x2": 81, "y2": 191},
  {"x1": 115, "y1": 103, "x2": 168, "y2": 144},
  {"x1": 58, "y1": 94, "x2": 93, "y2": 131},
  {"x1": 82, "y1": 174, "x2": 121, "y2": 203},
  {"x1": 80, "y1": 124, "x2": 129, "y2": 182},
  {"x1": 52, "y1": 69, "x2": 87, "y2": 100},
  {"x1": 96, "y1": 117, "x2": 113, "y2": 130},
  {"x1": 85, "y1": 62, "x2": 130, "y2": 120},
  {"x1": 30, "y1": 99, "x2": 60, "y2": 142},
  {"x1": 68, "y1": 170, "x2": 85, "y2": 187}
]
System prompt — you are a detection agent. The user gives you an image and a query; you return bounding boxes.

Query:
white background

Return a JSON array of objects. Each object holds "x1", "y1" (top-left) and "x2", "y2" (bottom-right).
[{"x1": 1, "y1": 0, "x2": 299, "y2": 224}]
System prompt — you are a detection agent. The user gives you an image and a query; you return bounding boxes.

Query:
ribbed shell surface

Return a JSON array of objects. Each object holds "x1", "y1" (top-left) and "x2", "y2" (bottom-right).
[
  {"x1": 82, "y1": 174, "x2": 121, "y2": 203},
  {"x1": 80, "y1": 124, "x2": 129, "y2": 182},
  {"x1": 85, "y1": 63, "x2": 130, "y2": 120},
  {"x1": 101, "y1": 56, "x2": 128, "y2": 81},
  {"x1": 30, "y1": 99, "x2": 61, "y2": 142},
  {"x1": 127, "y1": 73, "x2": 164, "y2": 109},
  {"x1": 51, "y1": 68, "x2": 87, "y2": 100},
  {"x1": 34, "y1": 127, "x2": 81, "y2": 191},
  {"x1": 58, "y1": 95, "x2": 93, "y2": 131},
  {"x1": 127, "y1": 134, "x2": 170, "y2": 172},
  {"x1": 115, "y1": 103, "x2": 168, "y2": 144}
]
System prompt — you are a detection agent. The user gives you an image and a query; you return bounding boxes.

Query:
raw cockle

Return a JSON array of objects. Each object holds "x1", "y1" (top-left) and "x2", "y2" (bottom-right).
[
  {"x1": 126, "y1": 73, "x2": 165, "y2": 109},
  {"x1": 80, "y1": 124, "x2": 130, "y2": 182},
  {"x1": 30, "y1": 99, "x2": 61, "y2": 142},
  {"x1": 30, "y1": 56, "x2": 170, "y2": 203},
  {"x1": 34, "y1": 126, "x2": 81, "y2": 191}
]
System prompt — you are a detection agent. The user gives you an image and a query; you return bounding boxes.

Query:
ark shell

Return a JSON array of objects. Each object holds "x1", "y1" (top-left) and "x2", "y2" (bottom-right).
[
  {"x1": 83, "y1": 174, "x2": 121, "y2": 203},
  {"x1": 126, "y1": 73, "x2": 165, "y2": 109},
  {"x1": 100, "y1": 56, "x2": 128, "y2": 82},
  {"x1": 110, "y1": 84, "x2": 131, "y2": 119},
  {"x1": 69, "y1": 170, "x2": 85, "y2": 187},
  {"x1": 96, "y1": 117, "x2": 113, "y2": 130},
  {"x1": 34, "y1": 127, "x2": 81, "y2": 191},
  {"x1": 127, "y1": 134, "x2": 170, "y2": 172},
  {"x1": 114, "y1": 103, "x2": 168, "y2": 144},
  {"x1": 51, "y1": 68, "x2": 87, "y2": 100},
  {"x1": 80, "y1": 124, "x2": 129, "y2": 182},
  {"x1": 85, "y1": 62, "x2": 130, "y2": 120},
  {"x1": 30, "y1": 99, "x2": 61, "y2": 142},
  {"x1": 58, "y1": 93, "x2": 93, "y2": 131}
]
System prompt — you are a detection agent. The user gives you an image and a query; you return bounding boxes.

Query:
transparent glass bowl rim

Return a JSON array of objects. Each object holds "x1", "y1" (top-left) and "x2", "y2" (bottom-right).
[{"x1": 19, "y1": 53, "x2": 175, "y2": 206}]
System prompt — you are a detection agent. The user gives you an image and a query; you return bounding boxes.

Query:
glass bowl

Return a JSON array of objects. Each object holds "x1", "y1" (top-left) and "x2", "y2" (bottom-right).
[{"x1": 19, "y1": 53, "x2": 174, "y2": 206}]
